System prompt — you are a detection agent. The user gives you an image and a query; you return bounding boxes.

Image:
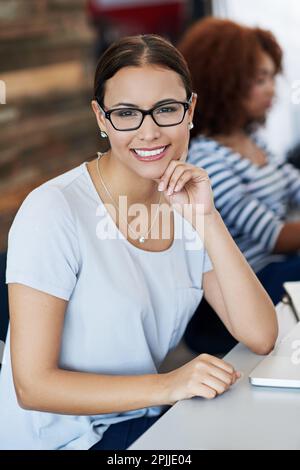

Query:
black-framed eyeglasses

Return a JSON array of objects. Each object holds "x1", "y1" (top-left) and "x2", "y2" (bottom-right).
[{"x1": 96, "y1": 95, "x2": 193, "y2": 131}]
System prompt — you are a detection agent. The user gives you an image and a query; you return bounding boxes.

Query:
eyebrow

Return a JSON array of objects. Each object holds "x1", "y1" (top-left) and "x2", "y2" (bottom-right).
[{"x1": 110, "y1": 98, "x2": 183, "y2": 108}]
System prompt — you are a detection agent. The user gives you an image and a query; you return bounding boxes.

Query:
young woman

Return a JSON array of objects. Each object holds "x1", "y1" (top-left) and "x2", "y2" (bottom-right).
[{"x1": 0, "y1": 35, "x2": 277, "y2": 450}]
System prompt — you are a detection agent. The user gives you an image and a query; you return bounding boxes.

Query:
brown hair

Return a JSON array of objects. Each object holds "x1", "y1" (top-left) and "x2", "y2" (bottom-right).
[
  {"x1": 94, "y1": 34, "x2": 192, "y2": 107},
  {"x1": 177, "y1": 17, "x2": 283, "y2": 136}
]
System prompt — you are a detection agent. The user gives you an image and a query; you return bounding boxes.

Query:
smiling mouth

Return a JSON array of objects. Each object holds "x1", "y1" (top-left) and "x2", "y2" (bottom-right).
[{"x1": 131, "y1": 145, "x2": 169, "y2": 161}]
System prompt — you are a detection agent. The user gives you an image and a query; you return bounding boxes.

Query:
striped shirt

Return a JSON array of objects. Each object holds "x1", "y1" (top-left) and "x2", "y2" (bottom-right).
[{"x1": 188, "y1": 134, "x2": 300, "y2": 273}]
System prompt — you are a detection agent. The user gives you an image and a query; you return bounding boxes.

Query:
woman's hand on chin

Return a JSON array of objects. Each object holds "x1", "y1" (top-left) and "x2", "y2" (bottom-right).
[{"x1": 156, "y1": 151, "x2": 215, "y2": 218}]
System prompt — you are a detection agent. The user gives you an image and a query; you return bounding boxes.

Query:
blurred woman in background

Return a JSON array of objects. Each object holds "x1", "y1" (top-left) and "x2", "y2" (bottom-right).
[{"x1": 178, "y1": 18, "x2": 300, "y2": 353}]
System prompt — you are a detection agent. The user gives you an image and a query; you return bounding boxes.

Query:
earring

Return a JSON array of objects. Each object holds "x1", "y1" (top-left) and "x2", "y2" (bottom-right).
[
  {"x1": 100, "y1": 130, "x2": 108, "y2": 138},
  {"x1": 188, "y1": 122, "x2": 194, "y2": 130}
]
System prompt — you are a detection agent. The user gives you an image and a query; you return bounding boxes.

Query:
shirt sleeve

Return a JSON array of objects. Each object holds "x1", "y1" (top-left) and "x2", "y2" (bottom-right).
[
  {"x1": 6, "y1": 185, "x2": 80, "y2": 301},
  {"x1": 189, "y1": 148, "x2": 284, "y2": 254},
  {"x1": 280, "y1": 162, "x2": 300, "y2": 206}
]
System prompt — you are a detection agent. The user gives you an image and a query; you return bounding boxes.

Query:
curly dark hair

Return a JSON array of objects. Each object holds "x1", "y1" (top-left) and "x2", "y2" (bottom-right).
[{"x1": 177, "y1": 17, "x2": 283, "y2": 136}]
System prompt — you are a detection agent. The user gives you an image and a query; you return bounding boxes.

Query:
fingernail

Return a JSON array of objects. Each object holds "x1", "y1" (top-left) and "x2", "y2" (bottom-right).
[
  {"x1": 167, "y1": 187, "x2": 173, "y2": 196},
  {"x1": 158, "y1": 182, "x2": 164, "y2": 192},
  {"x1": 174, "y1": 185, "x2": 180, "y2": 192}
]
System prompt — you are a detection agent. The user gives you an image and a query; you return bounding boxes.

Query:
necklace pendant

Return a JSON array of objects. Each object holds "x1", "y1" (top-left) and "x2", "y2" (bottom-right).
[{"x1": 139, "y1": 236, "x2": 146, "y2": 243}]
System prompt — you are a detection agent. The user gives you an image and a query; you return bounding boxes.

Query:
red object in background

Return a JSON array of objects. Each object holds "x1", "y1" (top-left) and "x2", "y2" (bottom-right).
[{"x1": 87, "y1": 0, "x2": 187, "y2": 39}]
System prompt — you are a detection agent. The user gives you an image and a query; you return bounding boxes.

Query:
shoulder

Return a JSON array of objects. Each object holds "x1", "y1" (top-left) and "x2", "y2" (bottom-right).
[
  {"x1": 188, "y1": 135, "x2": 237, "y2": 178},
  {"x1": 188, "y1": 134, "x2": 232, "y2": 164},
  {"x1": 10, "y1": 164, "x2": 86, "y2": 236},
  {"x1": 17, "y1": 164, "x2": 85, "y2": 214},
  {"x1": 189, "y1": 134, "x2": 218, "y2": 155},
  {"x1": 6, "y1": 167, "x2": 85, "y2": 300}
]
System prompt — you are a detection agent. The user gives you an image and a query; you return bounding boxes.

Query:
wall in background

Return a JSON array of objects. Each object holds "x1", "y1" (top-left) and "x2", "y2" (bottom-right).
[
  {"x1": 213, "y1": 0, "x2": 300, "y2": 159},
  {"x1": 0, "y1": 0, "x2": 100, "y2": 253},
  {"x1": 0, "y1": 0, "x2": 209, "y2": 253}
]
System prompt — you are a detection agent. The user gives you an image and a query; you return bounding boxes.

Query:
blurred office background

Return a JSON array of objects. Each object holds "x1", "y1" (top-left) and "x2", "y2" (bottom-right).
[
  {"x1": 0, "y1": 0, "x2": 211, "y2": 254},
  {"x1": 0, "y1": 0, "x2": 299, "y2": 256}
]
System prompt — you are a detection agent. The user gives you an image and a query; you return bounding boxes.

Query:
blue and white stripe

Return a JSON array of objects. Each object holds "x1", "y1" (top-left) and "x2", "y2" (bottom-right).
[{"x1": 188, "y1": 134, "x2": 300, "y2": 272}]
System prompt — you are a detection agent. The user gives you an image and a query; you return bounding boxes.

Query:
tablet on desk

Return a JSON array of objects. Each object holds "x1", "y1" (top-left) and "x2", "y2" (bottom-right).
[
  {"x1": 249, "y1": 321, "x2": 300, "y2": 388},
  {"x1": 283, "y1": 282, "x2": 300, "y2": 321}
]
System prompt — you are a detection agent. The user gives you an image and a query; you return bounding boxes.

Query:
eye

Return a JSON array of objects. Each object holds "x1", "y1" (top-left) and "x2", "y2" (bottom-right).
[
  {"x1": 155, "y1": 104, "x2": 179, "y2": 114},
  {"x1": 255, "y1": 77, "x2": 267, "y2": 85},
  {"x1": 114, "y1": 109, "x2": 139, "y2": 118},
  {"x1": 254, "y1": 74, "x2": 275, "y2": 86}
]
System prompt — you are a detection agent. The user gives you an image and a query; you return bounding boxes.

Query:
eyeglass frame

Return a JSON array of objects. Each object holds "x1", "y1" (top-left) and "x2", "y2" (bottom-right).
[{"x1": 95, "y1": 94, "x2": 194, "y2": 131}]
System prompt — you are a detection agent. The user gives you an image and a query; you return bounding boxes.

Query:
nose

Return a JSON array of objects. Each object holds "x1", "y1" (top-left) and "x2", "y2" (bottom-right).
[
  {"x1": 266, "y1": 76, "x2": 276, "y2": 98},
  {"x1": 137, "y1": 114, "x2": 161, "y2": 141}
]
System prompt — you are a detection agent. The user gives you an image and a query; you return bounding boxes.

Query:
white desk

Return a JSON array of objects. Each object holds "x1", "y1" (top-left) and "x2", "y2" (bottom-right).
[{"x1": 130, "y1": 303, "x2": 300, "y2": 450}]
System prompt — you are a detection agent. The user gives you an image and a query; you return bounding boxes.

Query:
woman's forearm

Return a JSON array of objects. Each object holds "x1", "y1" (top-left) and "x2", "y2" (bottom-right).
[
  {"x1": 273, "y1": 221, "x2": 300, "y2": 253},
  {"x1": 17, "y1": 369, "x2": 169, "y2": 414},
  {"x1": 196, "y1": 210, "x2": 278, "y2": 353}
]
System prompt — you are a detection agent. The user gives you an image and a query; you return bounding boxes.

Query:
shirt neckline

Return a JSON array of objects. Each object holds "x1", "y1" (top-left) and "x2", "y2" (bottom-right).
[{"x1": 81, "y1": 160, "x2": 178, "y2": 255}]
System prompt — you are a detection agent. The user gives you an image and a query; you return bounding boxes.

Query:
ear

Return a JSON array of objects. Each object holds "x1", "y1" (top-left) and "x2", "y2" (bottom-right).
[
  {"x1": 188, "y1": 92, "x2": 197, "y2": 122},
  {"x1": 91, "y1": 100, "x2": 108, "y2": 133}
]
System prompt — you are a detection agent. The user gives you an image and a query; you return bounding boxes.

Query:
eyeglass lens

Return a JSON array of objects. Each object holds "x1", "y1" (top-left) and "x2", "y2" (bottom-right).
[{"x1": 110, "y1": 102, "x2": 186, "y2": 130}]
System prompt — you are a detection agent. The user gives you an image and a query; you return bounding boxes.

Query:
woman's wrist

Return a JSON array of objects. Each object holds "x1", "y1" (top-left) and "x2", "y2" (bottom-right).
[
  {"x1": 203, "y1": 208, "x2": 222, "y2": 232},
  {"x1": 156, "y1": 372, "x2": 176, "y2": 406},
  {"x1": 189, "y1": 207, "x2": 221, "y2": 238}
]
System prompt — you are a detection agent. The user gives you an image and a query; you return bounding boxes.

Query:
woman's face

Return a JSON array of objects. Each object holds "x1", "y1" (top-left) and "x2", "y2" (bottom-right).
[
  {"x1": 243, "y1": 51, "x2": 276, "y2": 122},
  {"x1": 92, "y1": 64, "x2": 196, "y2": 181}
]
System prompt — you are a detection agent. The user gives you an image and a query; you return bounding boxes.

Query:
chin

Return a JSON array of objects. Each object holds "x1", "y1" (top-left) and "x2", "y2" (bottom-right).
[
  {"x1": 133, "y1": 155, "x2": 175, "y2": 178},
  {"x1": 136, "y1": 165, "x2": 167, "y2": 181}
]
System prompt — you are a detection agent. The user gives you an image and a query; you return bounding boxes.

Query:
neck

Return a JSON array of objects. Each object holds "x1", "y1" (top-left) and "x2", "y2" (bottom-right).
[{"x1": 98, "y1": 151, "x2": 161, "y2": 208}]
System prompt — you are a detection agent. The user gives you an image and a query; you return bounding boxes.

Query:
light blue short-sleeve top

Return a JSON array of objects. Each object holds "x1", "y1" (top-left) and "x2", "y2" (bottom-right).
[{"x1": 0, "y1": 161, "x2": 212, "y2": 450}]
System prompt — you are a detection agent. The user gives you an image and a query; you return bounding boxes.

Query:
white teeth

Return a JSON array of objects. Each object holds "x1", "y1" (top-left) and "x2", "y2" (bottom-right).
[{"x1": 134, "y1": 146, "x2": 166, "y2": 157}]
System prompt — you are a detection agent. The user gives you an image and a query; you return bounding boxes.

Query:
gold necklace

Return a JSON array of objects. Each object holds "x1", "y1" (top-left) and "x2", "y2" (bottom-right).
[{"x1": 96, "y1": 152, "x2": 163, "y2": 243}]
